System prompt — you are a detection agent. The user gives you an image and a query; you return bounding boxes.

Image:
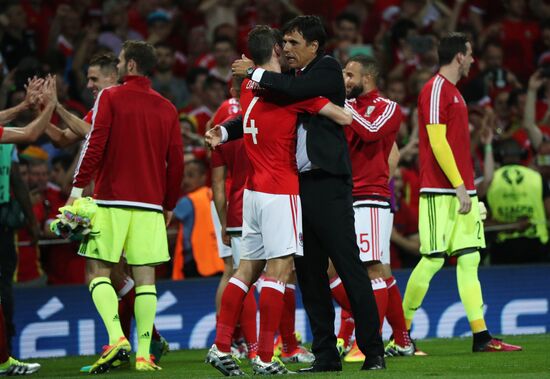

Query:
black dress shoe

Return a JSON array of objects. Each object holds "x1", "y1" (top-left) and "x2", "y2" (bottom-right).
[
  {"x1": 298, "y1": 361, "x2": 342, "y2": 373},
  {"x1": 361, "y1": 355, "x2": 386, "y2": 370}
]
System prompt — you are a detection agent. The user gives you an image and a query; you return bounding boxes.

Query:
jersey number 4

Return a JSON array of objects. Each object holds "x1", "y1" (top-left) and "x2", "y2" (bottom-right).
[{"x1": 243, "y1": 96, "x2": 260, "y2": 144}]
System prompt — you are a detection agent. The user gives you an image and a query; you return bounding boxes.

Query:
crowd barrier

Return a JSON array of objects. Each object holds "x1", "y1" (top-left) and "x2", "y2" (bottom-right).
[{"x1": 12, "y1": 264, "x2": 550, "y2": 358}]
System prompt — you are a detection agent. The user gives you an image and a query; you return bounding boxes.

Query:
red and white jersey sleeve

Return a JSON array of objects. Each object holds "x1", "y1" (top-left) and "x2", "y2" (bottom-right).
[
  {"x1": 344, "y1": 91, "x2": 401, "y2": 200},
  {"x1": 417, "y1": 74, "x2": 475, "y2": 194},
  {"x1": 240, "y1": 79, "x2": 329, "y2": 195},
  {"x1": 0, "y1": 126, "x2": 3, "y2": 140}
]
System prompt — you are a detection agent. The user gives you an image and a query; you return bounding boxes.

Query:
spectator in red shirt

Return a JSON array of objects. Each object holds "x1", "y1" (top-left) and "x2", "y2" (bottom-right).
[{"x1": 493, "y1": 0, "x2": 540, "y2": 82}]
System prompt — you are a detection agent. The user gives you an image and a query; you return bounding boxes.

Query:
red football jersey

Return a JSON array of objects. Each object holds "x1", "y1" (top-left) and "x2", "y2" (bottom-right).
[
  {"x1": 212, "y1": 98, "x2": 241, "y2": 126},
  {"x1": 240, "y1": 79, "x2": 329, "y2": 195},
  {"x1": 417, "y1": 74, "x2": 475, "y2": 194},
  {"x1": 345, "y1": 90, "x2": 401, "y2": 199},
  {"x1": 211, "y1": 100, "x2": 247, "y2": 231}
]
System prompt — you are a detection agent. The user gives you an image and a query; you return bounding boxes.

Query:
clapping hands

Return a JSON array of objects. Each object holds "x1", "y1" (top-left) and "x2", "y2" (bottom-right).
[{"x1": 24, "y1": 74, "x2": 58, "y2": 108}]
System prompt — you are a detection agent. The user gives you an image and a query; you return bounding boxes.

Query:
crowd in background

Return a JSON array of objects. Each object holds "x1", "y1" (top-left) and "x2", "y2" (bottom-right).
[{"x1": 2, "y1": 0, "x2": 550, "y2": 288}]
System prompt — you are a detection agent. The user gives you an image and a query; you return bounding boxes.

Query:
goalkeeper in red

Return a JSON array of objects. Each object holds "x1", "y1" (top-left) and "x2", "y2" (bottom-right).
[
  {"x1": 68, "y1": 40, "x2": 183, "y2": 372},
  {"x1": 402, "y1": 33, "x2": 521, "y2": 352}
]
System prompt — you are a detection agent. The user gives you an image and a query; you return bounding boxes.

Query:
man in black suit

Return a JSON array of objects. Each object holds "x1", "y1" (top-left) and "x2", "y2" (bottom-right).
[{"x1": 207, "y1": 16, "x2": 385, "y2": 371}]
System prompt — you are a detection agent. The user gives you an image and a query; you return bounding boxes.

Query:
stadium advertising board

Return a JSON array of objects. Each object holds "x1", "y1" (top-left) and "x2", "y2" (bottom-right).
[{"x1": 13, "y1": 265, "x2": 549, "y2": 358}]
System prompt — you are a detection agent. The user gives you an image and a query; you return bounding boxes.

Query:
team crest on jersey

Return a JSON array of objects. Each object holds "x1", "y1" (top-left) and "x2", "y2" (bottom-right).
[
  {"x1": 453, "y1": 96, "x2": 459, "y2": 103},
  {"x1": 365, "y1": 106, "x2": 375, "y2": 117}
]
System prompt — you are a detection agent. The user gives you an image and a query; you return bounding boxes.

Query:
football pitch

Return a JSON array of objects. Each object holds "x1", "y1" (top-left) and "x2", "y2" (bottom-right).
[{"x1": 29, "y1": 334, "x2": 549, "y2": 378}]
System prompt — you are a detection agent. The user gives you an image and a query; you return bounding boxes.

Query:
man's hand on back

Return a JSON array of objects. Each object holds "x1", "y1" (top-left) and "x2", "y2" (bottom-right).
[{"x1": 232, "y1": 55, "x2": 254, "y2": 78}]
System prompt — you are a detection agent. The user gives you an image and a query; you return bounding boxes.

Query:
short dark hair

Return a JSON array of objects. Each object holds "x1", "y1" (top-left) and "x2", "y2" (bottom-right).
[
  {"x1": 438, "y1": 32, "x2": 469, "y2": 66},
  {"x1": 247, "y1": 25, "x2": 283, "y2": 66},
  {"x1": 89, "y1": 52, "x2": 118, "y2": 74},
  {"x1": 282, "y1": 15, "x2": 327, "y2": 55},
  {"x1": 51, "y1": 154, "x2": 73, "y2": 172},
  {"x1": 121, "y1": 40, "x2": 156, "y2": 75},
  {"x1": 390, "y1": 19, "x2": 417, "y2": 45},
  {"x1": 346, "y1": 54, "x2": 380, "y2": 80},
  {"x1": 187, "y1": 159, "x2": 207, "y2": 175},
  {"x1": 496, "y1": 138, "x2": 524, "y2": 164},
  {"x1": 335, "y1": 12, "x2": 360, "y2": 29}
]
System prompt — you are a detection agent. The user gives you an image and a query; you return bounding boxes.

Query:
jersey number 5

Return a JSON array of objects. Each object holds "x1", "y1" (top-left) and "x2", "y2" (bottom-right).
[
  {"x1": 358, "y1": 233, "x2": 370, "y2": 253},
  {"x1": 243, "y1": 96, "x2": 260, "y2": 144}
]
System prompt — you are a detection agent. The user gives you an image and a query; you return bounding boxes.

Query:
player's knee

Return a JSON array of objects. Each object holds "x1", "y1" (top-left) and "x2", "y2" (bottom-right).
[
  {"x1": 366, "y1": 262, "x2": 384, "y2": 280},
  {"x1": 421, "y1": 256, "x2": 445, "y2": 273},
  {"x1": 265, "y1": 257, "x2": 294, "y2": 283},
  {"x1": 457, "y1": 251, "x2": 480, "y2": 271},
  {"x1": 222, "y1": 257, "x2": 234, "y2": 276},
  {"x1": 234, "y1": 260, "x2": 263, "y2": 285}
]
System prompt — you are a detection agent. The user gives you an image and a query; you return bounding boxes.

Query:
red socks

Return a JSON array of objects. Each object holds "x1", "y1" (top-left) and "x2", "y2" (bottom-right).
[
  {"x1": 258, "y1": 278, "x2": 286, "y2": 363},
  {"x1": 279, "y1": 284, "x2": 298, "y2": 354},
  {"x1": 215, "y1": 277, "x2": 249, "y2": 353},
  {"x1": 330, "y1": 276, "x2": 352, "y2": 313},
  {"x1": 116, "y1": 277, "x2": 136, "y2": 339},
  {"x1": 337, "y1": 309, "x2": 355, "y2": 348},
  {"x1": 372, "y1": 278, "x2": 388, "y2": 333},
  {"x1": 385, "y1": 276, "x2": 411, "y2": 347},
  {"x1": 331, "y1": 276, "x2": 355, "y2": 347},
  {"x1": 240, "y1": 287, "x2": 258, "y2": 358}
]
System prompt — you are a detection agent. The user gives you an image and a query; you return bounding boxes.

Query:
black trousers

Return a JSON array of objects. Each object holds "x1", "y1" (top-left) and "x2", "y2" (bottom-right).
[
  {"x1": 0, "y1": 226, "x2": 16, "y2": 352},
  {"x1": 295, "y1": 170, "x2": 384, "y2": 362}
]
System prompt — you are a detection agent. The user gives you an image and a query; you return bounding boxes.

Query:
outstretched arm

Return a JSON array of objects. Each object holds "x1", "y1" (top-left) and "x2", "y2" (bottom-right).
[
  {"x1": 318, "y1": 102, "x2": 352, "y2": 125},
  {"x1": 55, "y1": 102, "x2": 91, "y2": 138},
  {"x1": 0, "y1": 103, "x2": 55, "y2": 144},
  {"x1": 45, "y1": 123, "x2": 82, "y2": 147}
]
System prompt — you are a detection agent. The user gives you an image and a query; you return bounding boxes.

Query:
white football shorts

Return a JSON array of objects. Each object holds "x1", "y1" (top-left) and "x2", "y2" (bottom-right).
[
  {"x1": 353, "y1": 200, "x2": 393, "y2": 265},
  {"x1": 241, "y1": 189, "x2": 303, "y2": 260}
]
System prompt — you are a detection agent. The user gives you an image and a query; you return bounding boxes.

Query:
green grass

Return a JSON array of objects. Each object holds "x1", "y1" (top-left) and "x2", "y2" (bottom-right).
[{"x1": 28, "y1": 334, "x2": 550, "y2": 378}]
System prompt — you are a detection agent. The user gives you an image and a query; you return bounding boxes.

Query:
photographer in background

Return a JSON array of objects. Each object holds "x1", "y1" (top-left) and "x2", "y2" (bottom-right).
[{"x1": 463, "y1": 40, "x2": 521, "y2": 104}]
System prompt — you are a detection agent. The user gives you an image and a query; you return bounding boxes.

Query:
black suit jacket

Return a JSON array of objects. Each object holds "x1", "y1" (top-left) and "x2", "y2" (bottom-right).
[{"x1": 223, "y1": 54, "x2": 352, "y2": 177}]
